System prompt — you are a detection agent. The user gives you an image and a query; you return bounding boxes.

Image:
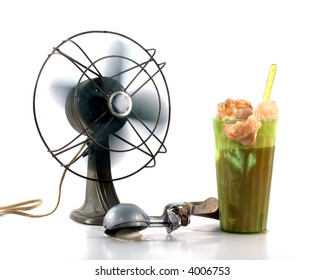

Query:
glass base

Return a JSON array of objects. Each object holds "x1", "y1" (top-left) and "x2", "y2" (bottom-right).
[{"x1": 220, "y1": 227, "x2": 268, "y2": 234}]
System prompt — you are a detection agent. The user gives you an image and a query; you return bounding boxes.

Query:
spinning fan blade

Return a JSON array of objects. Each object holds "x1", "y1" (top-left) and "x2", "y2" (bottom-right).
[
  {"x1": 104, "y1": 40, "x2": 129, "y2": 85},
  {"x1": 50, "y1": 80, "x2": 75, "y2": 108},
  {"x1": 131, "y1": 89, "x2": 167, "y2": 125}
]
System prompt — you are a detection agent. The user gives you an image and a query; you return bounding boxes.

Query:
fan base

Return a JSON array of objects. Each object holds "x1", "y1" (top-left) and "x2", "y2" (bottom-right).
[
  {"x1": 70, "y1": 207, "x2": 106, "y2": 225},
  {"x1": 69, "y1": 177, "x2": 120, "y2": 225}
]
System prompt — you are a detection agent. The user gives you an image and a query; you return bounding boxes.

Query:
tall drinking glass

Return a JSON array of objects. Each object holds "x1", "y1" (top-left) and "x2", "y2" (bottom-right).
[{"x1": 213, "y1": 118, "x2": 277, "y2": 233}]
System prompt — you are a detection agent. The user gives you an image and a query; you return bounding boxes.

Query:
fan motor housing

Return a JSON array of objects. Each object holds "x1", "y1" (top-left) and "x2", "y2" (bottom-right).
[{"x1": 65, "y1": 76, "x2": 130, "y2": 143}]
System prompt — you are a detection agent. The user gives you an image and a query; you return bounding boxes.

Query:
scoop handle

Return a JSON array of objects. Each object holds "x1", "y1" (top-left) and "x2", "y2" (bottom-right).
[{"x1": 188, "y1": 197, "x2": 219, "y2": 220}]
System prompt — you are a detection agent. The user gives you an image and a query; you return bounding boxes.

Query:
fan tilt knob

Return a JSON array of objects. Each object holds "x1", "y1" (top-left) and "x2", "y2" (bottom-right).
[{"x1": 108, "y1": 91, "x2": 133, "y2": 118}]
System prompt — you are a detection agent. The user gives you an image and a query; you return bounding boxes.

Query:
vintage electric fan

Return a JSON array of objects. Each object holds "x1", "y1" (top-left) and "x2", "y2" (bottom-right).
[{"x1": 33, "y1": 31, "x2": 170, "y2": 225}]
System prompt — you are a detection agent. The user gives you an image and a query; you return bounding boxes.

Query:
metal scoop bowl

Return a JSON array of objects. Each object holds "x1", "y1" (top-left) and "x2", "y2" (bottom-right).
[{"x1": 103, "y1": 197, "x2": 219, "y2": 236}]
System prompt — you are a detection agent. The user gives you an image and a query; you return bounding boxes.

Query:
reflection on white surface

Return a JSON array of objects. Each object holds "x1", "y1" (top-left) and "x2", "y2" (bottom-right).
[{"x1": 0, "y1": 213, "x2": 317, "y2": 260}]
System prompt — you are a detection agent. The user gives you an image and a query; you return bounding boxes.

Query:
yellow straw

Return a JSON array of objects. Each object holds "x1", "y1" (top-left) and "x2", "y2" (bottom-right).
[{"x1": 263, "y1": 64, "x2": 277, "y2": 101}]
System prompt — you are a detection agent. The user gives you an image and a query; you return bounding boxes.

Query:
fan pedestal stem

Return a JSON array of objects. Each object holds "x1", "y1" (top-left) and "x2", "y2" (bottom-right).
[{"x1": 70, "y1": 147, "x2": 120, "y2": 225}]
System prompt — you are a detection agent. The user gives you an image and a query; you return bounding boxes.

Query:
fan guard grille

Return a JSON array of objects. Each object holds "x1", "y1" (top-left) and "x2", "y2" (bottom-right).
[{"x1": 33, "y1": 30, "x2": 171, "y2": 182}]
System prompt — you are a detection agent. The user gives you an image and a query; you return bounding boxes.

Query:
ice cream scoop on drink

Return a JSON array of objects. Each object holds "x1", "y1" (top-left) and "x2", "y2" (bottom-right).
[{"x1": 217, "y1": 98, "x2": 278, "y2": 145}]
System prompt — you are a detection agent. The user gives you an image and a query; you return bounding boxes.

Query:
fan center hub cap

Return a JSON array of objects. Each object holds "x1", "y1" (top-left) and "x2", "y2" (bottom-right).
[{"x1": 108, "y1": 91, "x2": 133, "y2": 118}]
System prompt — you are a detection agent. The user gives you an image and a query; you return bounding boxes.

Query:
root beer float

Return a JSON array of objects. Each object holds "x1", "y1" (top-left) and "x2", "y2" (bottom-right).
[{"x1": 213, "y1": 65, "x2": 278, "y2": 233}]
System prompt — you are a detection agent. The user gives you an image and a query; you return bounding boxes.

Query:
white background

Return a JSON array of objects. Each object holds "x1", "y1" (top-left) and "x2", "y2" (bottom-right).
[{"x1": 0, "y1": 0, "x2": 325, "y2": 278}]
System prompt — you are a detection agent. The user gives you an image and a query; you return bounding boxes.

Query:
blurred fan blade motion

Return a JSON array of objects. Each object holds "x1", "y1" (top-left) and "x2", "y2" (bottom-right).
[
  {"x1": 104, "y1": 40, "x2": 128, "y2": 85},
  {"x1": 50, "y1": 80, "x2": 75, "y2": 108},
  {"x1": 131, "y1": 90, "x2": 159, "y2": 123}
]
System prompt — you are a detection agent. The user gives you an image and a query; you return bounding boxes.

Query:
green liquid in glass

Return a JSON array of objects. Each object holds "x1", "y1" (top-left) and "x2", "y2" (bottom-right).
[{"x1": 214, "y1": 119, "x2": 277, "y2": 233}]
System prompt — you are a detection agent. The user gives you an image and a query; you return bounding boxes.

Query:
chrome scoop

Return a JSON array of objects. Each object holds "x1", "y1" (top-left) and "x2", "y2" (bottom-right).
[{"x1": 103, "y1": 197, "x2": 219, "y2": 235}]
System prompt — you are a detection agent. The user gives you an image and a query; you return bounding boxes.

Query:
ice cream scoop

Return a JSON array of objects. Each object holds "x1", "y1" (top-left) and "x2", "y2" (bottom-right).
[{"x1": 103, "y1": 197, "x2": 219, "y2": 235}]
